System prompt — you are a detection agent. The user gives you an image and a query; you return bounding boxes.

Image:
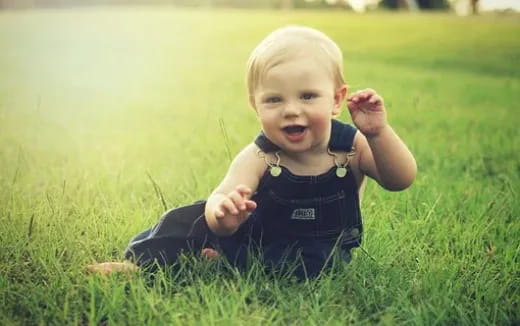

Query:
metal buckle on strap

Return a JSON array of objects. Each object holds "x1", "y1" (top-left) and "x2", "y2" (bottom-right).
[
  {"x1": 257, "y1": 149, "x2": 282, "y2": 177},
  {"x1": 327, "y1": 147, "x2": 356, "y2": 178}
]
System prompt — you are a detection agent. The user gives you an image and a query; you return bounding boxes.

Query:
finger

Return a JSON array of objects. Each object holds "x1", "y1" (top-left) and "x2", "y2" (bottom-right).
[
  {"x1": 214, "y1": 208, "x2": 225, "y2": 219},
  {"x1": 348, "y1": 89, "x2": 363, "y2": 100},
  {"x1": 235, "y1": 184, "x2": 252, "y2": 197},
  {"x1": 368, "y1": 94, "x2": 382, "y2": 105},
  {"x1": 228, "y1": 191, "x2": 246, "y2": 211},
  {"x1": 348, "y1": 93, "x2": 360, "y2": 102},
  {"x1": 350, "y1": 89, "x2": 378, "y2": 104},
  {"x1": 244, "y1": 200, "x2": 257, "y2": 212},
  {"x1": 359, "y1": 89, "x2": 376, "y2": 101},
  {"x1": 347, "y1": 101, "x2": 358, "y2": 113},
  {"x1": 220, "y1": 198, "x2": 239, "y2": 215}
]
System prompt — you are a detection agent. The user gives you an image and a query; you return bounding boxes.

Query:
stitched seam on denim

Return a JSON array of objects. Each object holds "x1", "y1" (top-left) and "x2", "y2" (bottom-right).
[
  {"x1": 321, "y1": 190, "x2": 346, "y2": 204},
  {"x1": 268, "y1": 189, "x2": 347, "y2": 206},
  {"x1": 268, "y1": 190, "x2": 320, "y2": 206}
]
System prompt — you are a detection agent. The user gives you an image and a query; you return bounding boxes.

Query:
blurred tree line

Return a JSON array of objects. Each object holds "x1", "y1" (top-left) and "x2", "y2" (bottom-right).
[
  {"x1": 381, "y1": 0, "x2": 448, "y2": 9},
  {"x1": 0, "y1": 0, "x2": 453, "y2": 10},
  {"x1": 0, "y1": 0, "x2": 346, "y2": 9}
]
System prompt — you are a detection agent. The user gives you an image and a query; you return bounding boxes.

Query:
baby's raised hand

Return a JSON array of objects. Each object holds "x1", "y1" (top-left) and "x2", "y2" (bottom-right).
[
  {"x1": 214, "y1": 185, "x2": 257, "y2": 233},
  {"x1": 347, "y1": 89, "x2": 388, "y2": 138}
]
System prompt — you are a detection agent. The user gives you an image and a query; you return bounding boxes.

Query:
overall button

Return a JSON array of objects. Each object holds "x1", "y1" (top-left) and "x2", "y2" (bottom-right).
[{"x1": 350, "y1": 228, "x2": 359, "y2": 237}]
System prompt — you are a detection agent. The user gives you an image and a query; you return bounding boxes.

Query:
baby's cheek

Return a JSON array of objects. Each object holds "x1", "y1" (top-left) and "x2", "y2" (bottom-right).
[{"x1": 309, "y1": 116, "x2": 329, "y2": 131}]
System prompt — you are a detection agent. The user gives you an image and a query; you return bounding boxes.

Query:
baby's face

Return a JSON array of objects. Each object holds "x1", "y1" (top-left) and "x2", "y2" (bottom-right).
[{"x1": 253, "y1": 54, "x2": 343, "y2": 154}]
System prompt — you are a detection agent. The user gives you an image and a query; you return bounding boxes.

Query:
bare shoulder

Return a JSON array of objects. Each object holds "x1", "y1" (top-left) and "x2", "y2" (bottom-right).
[
  {"x1": 231, "y1": 142, "x2": 269, "y2": 178},
  {"x1": 212, "y1": 143, "x2": 268, "y2": 195}
]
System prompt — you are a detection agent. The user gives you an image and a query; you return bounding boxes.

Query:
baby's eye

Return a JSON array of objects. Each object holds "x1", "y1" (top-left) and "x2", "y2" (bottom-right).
[
  {"x1": 301, "y1": 92, "x2": 317, "y2": 100},
  {"x1": 265, "y1": 97, "x2": 282, "y2": 104}
]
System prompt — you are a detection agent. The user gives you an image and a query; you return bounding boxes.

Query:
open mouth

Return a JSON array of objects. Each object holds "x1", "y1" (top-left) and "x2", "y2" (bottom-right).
[
  {"x1": 282, "y1": 125, "x2": 307, "y2": 134},
  {"x1": 282, "y1": 125, "x2": 307, "y2": 142}
]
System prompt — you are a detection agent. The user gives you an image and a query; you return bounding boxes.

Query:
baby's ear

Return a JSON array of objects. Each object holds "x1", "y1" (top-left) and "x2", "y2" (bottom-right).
[
  {"x1": 249, "y1": 95, "x2": 257, "y2": 111},
  {"x1": 333, "y1": 84, "x2": 348, "y2": 115}
]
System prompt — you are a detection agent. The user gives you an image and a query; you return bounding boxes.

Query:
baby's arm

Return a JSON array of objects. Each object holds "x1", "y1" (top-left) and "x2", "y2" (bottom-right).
[
  {"x1": 347, "y1": 89, "x2": 417, "y2": 191},
  {"x1": 86, "y1": 145, "x2": 266, "y2": 275},
  {"x1": 205, "y1": 143, "x2": 266, "y2": 236}
]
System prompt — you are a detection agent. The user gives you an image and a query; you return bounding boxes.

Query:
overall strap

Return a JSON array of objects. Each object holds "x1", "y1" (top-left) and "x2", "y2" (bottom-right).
[
  {"x1": 254, "y1": 131, "x2": 280, "y2": 153},
  {"x1": 329, "y1": 119, "x2": 357, "y2": 152},
  {"x1": 254, "y1": 119, "x2": 357, "y2": 153}
]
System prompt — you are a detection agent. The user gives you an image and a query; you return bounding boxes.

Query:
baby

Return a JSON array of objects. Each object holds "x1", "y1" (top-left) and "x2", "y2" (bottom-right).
[{"x1": 88, "y1": 25, "x2": 416, "y2": 279}]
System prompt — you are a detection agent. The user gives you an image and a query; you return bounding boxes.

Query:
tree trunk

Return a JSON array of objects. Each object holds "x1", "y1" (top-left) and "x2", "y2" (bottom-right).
[
  {"x1": 470, "y1": 0, "x2": 478, "y2": 14},
  {"x1": 280, "y1": 0, "x2": 293, "y2": 9}
]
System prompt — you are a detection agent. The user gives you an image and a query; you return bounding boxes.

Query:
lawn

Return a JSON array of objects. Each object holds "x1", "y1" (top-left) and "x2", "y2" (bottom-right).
[{"x1": 0, "y1": 7, "x2": 519, "y2": 325}]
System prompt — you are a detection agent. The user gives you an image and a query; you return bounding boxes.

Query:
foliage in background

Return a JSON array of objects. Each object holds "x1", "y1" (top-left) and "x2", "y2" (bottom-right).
[{"x1": 0, "y1": 0, "x2": 452, "y2": 10}]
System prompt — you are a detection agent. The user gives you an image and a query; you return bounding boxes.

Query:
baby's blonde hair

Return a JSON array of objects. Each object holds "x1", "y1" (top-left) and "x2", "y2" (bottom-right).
[{"x1": 246, "y1": 25, "x2": 345, "y2": 105}]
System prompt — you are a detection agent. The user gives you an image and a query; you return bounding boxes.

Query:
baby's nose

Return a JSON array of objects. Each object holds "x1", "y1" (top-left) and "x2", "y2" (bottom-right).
[{"x1": 283, "y1": 101, "x2": 301, "y2": 117}]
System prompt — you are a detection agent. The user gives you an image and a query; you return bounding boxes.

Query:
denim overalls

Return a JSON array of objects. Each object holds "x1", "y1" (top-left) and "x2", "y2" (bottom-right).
[{"x1": 125, "y1": 120, "x2": 363, "y2": 279}]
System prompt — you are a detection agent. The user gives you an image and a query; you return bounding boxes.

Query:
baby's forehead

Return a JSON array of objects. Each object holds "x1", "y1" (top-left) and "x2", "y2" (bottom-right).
[
  {"x1": 265, "y1": 55, "x2": 330, "y2": 77},
  {"x1": 247, "y1": 26, "x2": 344, "y2": 96},
  {"x1": 261, "y1": 36, "x2": 322, "y2": 58},
  {"x1": 260, "y1": 48, "x2": 335, "y2": 77},
  {"x1": 260, "y1": 42, "x2": 333, "y2": 70}
]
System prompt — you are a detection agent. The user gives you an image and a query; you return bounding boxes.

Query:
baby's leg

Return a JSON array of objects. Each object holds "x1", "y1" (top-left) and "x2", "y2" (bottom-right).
[
  {"x1": 87, "y1": 248, "x2": 220, "y2": 275},
  {"x1": 86, "y1": 261, "x2": 139, "y2": 275}
]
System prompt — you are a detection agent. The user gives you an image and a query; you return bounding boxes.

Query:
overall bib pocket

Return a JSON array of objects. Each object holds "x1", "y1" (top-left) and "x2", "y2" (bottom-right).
[{"x1": 266, "y1": 190, "x2": 348, "y2": 238}]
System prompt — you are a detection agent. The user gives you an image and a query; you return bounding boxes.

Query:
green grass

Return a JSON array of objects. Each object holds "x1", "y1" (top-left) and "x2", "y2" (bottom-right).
[{"x1": 1, "y1": 7, "x2": 519, "y2": 325}]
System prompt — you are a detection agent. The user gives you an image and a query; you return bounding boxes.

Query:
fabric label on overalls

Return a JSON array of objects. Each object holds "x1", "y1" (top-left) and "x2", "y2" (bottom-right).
[{"x1": 290, "y1": 208, "x2": 316, "y2": 220}]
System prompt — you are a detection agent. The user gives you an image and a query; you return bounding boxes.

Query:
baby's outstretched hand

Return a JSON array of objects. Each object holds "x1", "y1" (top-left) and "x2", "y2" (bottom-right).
[
  {"x1": 347, "y1": 89, "x2": 388, "y2": 138},
  {"x1": 214, "y1": 185, "x2": 257, "y2": 233}
]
